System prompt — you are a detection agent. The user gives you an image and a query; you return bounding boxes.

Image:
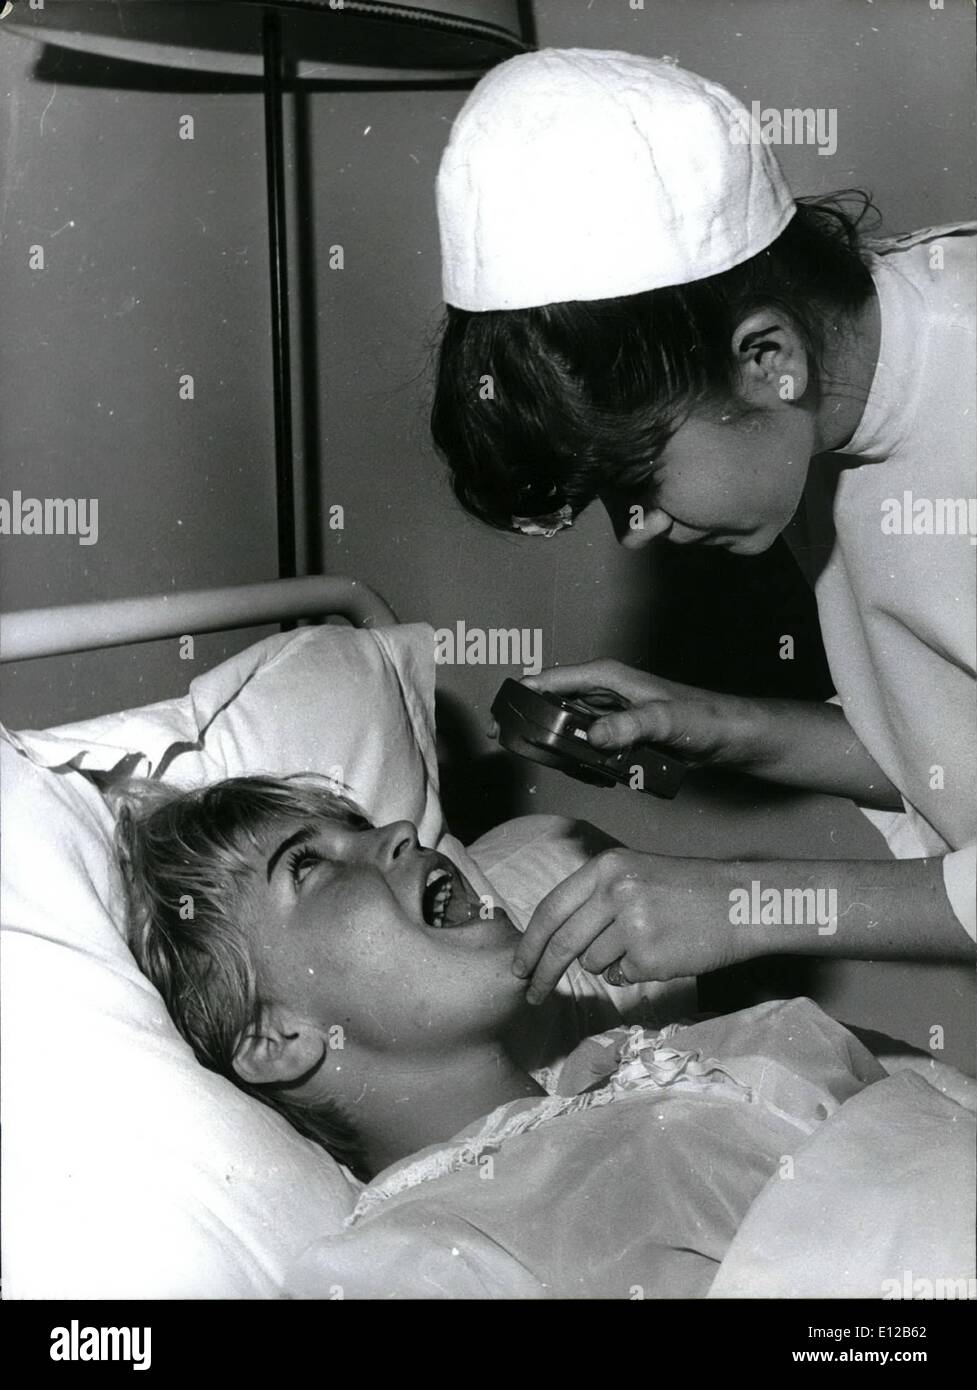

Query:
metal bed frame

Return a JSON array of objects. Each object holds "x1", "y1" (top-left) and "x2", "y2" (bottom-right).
[{"x1": 0, "y1": 575, "x2": 397, "y2": 663}]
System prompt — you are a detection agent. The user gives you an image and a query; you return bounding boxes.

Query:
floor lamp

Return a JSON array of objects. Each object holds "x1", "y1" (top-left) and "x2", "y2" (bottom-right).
[{"x1": 1, "y1": 0, "x2": 533, "y2": 580}]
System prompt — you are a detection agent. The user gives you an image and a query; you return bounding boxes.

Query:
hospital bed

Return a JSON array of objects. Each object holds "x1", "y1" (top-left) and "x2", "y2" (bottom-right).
[{"x1": 1, "y1": 578, "x2": 973, "y2": 1298}]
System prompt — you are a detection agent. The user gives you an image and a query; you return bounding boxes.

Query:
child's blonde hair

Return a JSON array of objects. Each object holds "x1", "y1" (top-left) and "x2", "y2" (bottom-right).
[{"x1": 114, "y1": 774, "x2": 371, "y2": 1178}]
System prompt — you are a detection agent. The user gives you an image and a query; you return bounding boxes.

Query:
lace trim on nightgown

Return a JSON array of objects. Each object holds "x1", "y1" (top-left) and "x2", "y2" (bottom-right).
[{"x1": 348, "y1": 1024, "x2": 817, "y2": 1225}]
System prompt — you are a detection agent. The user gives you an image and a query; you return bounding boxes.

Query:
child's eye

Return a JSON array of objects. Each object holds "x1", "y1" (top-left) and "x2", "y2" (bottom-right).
[{"x1": 286, "y1": 845, "x2": 328, "y2": 885}]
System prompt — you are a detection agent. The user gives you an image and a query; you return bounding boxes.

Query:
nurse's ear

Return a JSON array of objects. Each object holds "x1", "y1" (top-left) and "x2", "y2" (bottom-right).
[
  {"x1": 233, "y1": 1004, "x2": 327, "y2": 1087},
  {"x1": 731, "y1": 309, "x2": 809, "y2": 408}
]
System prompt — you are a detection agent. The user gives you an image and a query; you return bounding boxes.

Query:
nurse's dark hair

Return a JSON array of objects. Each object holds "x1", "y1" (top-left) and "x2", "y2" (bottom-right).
[
  {"x1": 431, "y1": 191, "x2": 879, "y2": 529},
  {"x1": 114, "y1": 773, "x2": 372, "y2": 1181}
]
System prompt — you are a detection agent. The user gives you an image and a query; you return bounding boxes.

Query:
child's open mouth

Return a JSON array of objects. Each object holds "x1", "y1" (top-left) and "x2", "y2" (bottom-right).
[{"x1": 420, "y1": 861, "x2": 479, "y2": 929}]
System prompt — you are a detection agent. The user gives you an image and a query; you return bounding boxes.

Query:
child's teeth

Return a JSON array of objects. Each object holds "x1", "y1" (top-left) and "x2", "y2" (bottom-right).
[{"x1": 431, "y1": 877, "x2": 452, "y2": 928}]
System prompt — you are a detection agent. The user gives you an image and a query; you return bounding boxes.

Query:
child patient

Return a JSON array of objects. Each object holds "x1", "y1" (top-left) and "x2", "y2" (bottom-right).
[{"x1": 117, "y1": 773, "x2": 889, "y2": 1298}]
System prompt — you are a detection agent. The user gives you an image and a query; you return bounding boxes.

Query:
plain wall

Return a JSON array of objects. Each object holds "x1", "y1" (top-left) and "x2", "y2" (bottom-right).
[
  {"x1": 0, "y1": 26, "x2": 279, "y2": 722},
  {"x1": 1, "y1": 0, "x2": 973, "y2": 1065}
]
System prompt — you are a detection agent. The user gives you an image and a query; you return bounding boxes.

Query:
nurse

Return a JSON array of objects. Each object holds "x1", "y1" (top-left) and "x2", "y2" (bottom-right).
[{"x1": 430, "y1": 49, "x2": 975, "y2": 998}]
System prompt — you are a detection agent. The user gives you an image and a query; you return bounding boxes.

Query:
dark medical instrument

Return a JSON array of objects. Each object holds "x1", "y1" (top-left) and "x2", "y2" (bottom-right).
[{"x1": 491, "y1": 679, "x2": 691, "y2": 799}]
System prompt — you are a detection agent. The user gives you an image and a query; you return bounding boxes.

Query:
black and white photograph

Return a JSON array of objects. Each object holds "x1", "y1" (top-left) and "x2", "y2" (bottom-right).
[{"x1": 0, "y1": 0, "x2": 974, "y2": 1354}]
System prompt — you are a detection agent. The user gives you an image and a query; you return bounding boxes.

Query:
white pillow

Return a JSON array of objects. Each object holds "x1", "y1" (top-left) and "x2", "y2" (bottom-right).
[
  {"x1": 0, "y1": 622, "x2": 455, "y2": 1298},
  {"x1": 5, "y1": 623, "x2": 444, "y2": 847}
]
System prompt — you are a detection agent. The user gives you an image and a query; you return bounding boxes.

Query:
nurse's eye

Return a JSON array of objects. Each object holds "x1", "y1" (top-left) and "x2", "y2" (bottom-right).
[{"x1": 286, "y1": 845, "x2": 330, "y2": 886}]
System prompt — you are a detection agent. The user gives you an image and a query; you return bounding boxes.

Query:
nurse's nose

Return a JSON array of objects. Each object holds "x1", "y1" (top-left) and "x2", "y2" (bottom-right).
[
  {"x1": 371, "y1": 820, "x2": 419, "y2": 868},
  {"x1": 601, "y1": 496, "x2": 673, "y2": 551}
]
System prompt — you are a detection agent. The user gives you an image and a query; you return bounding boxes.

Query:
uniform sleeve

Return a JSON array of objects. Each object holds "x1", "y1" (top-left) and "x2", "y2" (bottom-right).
[{"x1": 942, "y1": 843, "x2": 976, "y2": 941}]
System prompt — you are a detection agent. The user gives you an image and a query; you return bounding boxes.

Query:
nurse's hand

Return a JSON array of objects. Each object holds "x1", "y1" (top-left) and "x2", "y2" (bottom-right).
[
  {"x1": 523, "y1": 661, "x2": 759, "y2": 769},
  {"x1": 524, "y1": 663, "x2": 905, "y2": 810},
  {"x1": 512, "y1": 848, "x2": 750, "y2": 1002}
]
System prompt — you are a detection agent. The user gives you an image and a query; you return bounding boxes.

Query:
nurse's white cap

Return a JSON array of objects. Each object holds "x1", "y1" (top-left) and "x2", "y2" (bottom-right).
[{"x1": 437, "y1": 47, "x2": 796, "y2": 312}]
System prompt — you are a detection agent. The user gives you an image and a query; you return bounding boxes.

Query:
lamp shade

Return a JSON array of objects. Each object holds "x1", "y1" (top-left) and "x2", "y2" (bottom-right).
[{"x1": 0, "y1": 0, "x2": 531, "y2": 80}]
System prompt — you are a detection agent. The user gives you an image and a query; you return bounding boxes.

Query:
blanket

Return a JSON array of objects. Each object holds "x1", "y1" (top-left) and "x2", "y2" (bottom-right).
[{"x1": 288, "y1": 999, "x2": 974, "y2": 1299}]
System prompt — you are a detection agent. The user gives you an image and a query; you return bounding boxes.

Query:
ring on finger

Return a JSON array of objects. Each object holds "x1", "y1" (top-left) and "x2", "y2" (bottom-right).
[{"x1": 603, "y1": 959, "x2": 628, "y2": 988}]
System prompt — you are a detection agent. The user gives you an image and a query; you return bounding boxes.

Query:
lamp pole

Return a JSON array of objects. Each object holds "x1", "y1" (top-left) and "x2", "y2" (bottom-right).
[{"x1": 262, "y1": 5, "x2": 297, "y2": 583}]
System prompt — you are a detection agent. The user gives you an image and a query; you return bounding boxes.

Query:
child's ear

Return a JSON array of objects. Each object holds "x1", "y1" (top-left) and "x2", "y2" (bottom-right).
[{"x1": 233, "y1": 1006, "x2": 325, "y2": 1087}]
